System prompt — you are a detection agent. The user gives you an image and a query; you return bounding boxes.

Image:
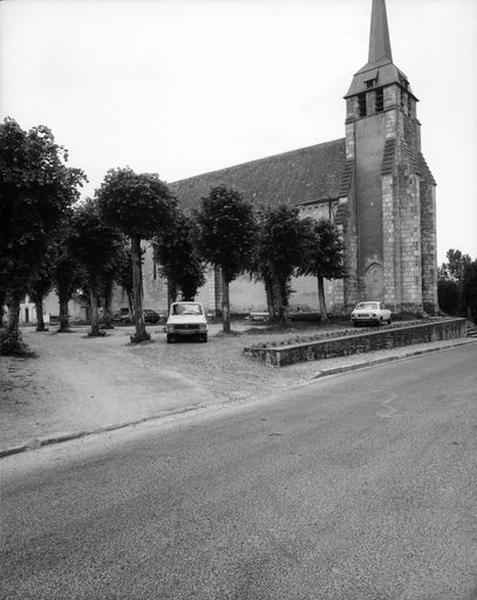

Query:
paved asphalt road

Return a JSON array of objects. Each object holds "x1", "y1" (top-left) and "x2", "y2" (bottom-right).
[{"x1": 1, "y1": 344, "x2": 476, "y2": 600}]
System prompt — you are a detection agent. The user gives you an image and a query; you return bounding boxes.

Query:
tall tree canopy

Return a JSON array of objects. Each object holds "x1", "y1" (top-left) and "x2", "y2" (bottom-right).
[
  {"x1": 69, "y1": 199, "x2": 123, "y2": 337},
  {"x1": 439, "y1": 249, "x2": 472, "y2": 316},
  {"x1": 195, "y1": 185, "x2": 257, "y2": 333},
  {"x1": 256, "y1": 205, "x2": 306, "y2": 327},
  {"x1": 0, "y1": 118, "x2": 85, "y2": 354},
  {"x1": 96, "y1": 168, "x2": 176, "y2": 343},
  {"x1": 298, "y1": 218, "x2": 344, "y2": 321},
  {"x1": 463, "y1": 259, "x2": 477, "y2": 323},
  {"x1": 153, "y1": 209, "x2": 205, "y2": 304}
]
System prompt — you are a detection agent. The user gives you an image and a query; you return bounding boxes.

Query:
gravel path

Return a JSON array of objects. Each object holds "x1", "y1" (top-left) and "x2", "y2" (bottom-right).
[{"x1": 0, "y1": 320, "x2": 472, "y2": 450}]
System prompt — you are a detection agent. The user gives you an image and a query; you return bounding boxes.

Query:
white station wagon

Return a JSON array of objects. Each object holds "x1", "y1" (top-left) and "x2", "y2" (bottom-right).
[
  {"x1": 166, "y1": 301, "x2": 208, "y2": 343},
  {"x1": 351, "y1": 301, "x2": 392, "y2": 326}
]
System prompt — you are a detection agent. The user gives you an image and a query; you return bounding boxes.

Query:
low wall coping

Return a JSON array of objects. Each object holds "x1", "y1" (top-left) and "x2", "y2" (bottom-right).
[{"x1": 243, "y1": 318, "x2": 467, "y2": 367}]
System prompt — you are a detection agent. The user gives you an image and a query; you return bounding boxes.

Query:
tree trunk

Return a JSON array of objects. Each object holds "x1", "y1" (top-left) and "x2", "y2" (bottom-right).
[
  {"x1": 57, "y1": 290, "x2": 71, "y2": 332},
  {"x1": 221, "y1": 269, "x2": 231, "y2": 333},
  {"x1": 101, "y1": 288, "x2": 114, "y2": 329},
  {"x1": 271, "y1": 274, "x2": 289, "y2": 328},
  {"x1": 7, "y1": 295, "x2": 21, "y2": 336},
  {"x1": 34, "y1": 298, "x2": 46, "y2": 331},
  {"x1": 89, "y1": 290, "x2": 101, "y2": 336},
  {"x1": 317, "y1": 275, "x2": 328, "y2": 321},
  {"x1": 264, "y1": 276, "x2": 275, "y2": 322},
  {"x1": 167, "y1": 280, "x2": 178, "y2": 312},
  {"x1": 131, "y1": 235, "x2": 149, "y2": 343},
  {"x1": 457, "y1": 279, "x2": 466, "y2": 317},
  {"x1": 0, "y1": 290, "x2": 5, "y2": 328},
  {"x1": 127, "y1": 291, "x2": 135, "y2": 317},
  {"x1": 1, "y1": 294, "x2": 27, "y2": 355},
  {"x1": 279, "y1": 279, "x2": 290, "y2": 328}
]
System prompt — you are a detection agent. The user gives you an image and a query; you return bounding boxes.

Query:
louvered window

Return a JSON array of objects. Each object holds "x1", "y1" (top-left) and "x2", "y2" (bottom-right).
[
  {"x1": 358, "y1": 93, "x2": 367, "y2": 117},
  {"x1": 375, "y1": 88, "x2": 384, "y2": 112}
]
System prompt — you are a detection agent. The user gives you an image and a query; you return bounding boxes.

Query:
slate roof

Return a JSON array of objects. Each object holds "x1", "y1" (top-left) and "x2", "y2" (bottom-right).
[{"x1": 168, "y1": 139, "x2": 346, "y2": 213}]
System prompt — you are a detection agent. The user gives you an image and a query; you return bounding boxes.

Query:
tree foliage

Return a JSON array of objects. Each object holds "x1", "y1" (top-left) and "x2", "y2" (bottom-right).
[
  {"x1": 153, "y1": 210, "x2": 205, "y2": 304},
  {"x1": 96, "y1": 168, "x2": 176, "y2": 343},
  {"x1": 298, "y1": 218, "x2": 344, "y2": 320},
  {"x1": 53, "y1": 216, "x2": 86, "y2": 333},
  {"x1": 0, "y1": 117, "x2": 85, "y2": 354},
  {"x1": 463, "y1": 259, "x2": 477, "y2": 323},
  {"x1": 114, "y1": 243, "x2": 134, "y2": 313},
  {"x1": 438, "y1": 248, "x2": 473, "y2": 316},
  {"x1": 29, "y1": 241, "x2": 58, "y2": 331},
  {"x1": 256, "y1": 205, "x2": 306, "y2": 327},
  {"x1": 69, "y1": 199, "x2": 123, "y2": 336},
  {"x1": 437, "y1": 279, "x2": 459, "y2": 316},
  {"x1": 195, "y1": 185, "x2": 257, "y2": 333}
]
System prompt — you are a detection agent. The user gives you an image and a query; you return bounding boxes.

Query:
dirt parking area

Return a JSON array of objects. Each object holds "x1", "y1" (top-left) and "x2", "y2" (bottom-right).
[{"x1": 0, "y1": 320, "x2": 340, "y2": 449}]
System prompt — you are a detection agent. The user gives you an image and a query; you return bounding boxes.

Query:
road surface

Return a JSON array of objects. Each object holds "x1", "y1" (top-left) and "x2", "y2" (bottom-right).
[{"x1": 1, "y1": 344, "x2": 476, "y2": 599}]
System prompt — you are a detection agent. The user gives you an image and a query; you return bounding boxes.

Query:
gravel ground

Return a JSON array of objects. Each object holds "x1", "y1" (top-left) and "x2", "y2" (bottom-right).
[{"x1": 0, "y1": 319, "x2": 472, "y2": 450}]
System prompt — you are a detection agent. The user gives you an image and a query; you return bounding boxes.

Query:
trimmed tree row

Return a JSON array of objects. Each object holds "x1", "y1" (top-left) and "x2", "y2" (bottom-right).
[{"x1": 1, "y1": 118, "x2": 345, "y2": 355}]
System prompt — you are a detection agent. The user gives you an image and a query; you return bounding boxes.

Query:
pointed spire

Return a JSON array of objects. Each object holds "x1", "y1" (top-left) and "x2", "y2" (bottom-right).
[{"x1": 368, "y1": 0, "x2": 393, "y2": 66}]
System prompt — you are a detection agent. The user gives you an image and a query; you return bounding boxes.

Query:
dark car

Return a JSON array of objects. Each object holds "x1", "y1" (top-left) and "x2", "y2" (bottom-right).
[
  {"x1": 143, "y1": 309, "x2": 161, "y2": 324},
  {"x1": 111, "y1": 307, "x2": 132, "y2": 324}
]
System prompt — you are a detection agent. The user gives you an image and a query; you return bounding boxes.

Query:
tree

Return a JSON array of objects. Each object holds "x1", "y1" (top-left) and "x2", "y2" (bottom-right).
[
  {"x1": 463, "y1": 259, "x2": 477, "y2": 323},
  {"x1": 195, "y1": 185, "x2": 257, "y2": 333},
  {"x1": 69, "y1": 199, "x2": 123, "y2": 337},
  {"x1": 437, "y1": 279, "x2": 459, "y2": 316},
  {"x1": 0, "y1": 118, "x2": 85, "y2": 354},
  {"x1": 114, "y1": 244, "x2": 135, "y2": 315},
  {"x1": 297, "y1": 218, "x2": 344, "y2": 321},
  {"x1": 29, "y1": 242, "x2": 57, "y2": 331},
  {"x1": 153, "y1": 210, "x2": 205, "y2": 306},
  {"x1": 54, "y1": 223, "x2": 85, "y2": 333},
  {"x1": 439, "y1": 249, "x2": 472, "y2": 316},
  {"x1": 97, "y1": 168, "x2": 176, "y2": 343},
  {"x1": 256, "y1": 205, "x2": 306, "y2": 328}
]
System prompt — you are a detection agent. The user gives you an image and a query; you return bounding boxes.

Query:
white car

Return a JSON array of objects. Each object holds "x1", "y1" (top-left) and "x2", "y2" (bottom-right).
[
  {"x1": 166, "y1": 301, "x2": 208, "y2": 343},
  {"x1": 351, "y1": 301, "x2": 392, "y2": 326}
]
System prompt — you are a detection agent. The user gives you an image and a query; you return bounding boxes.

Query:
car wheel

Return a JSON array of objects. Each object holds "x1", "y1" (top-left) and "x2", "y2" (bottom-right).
[
  {"x1": 167, "y1": 334, "x2": 175, "y2": 344},
  {"x1": 200, "y1": 333, "x2": 208, "y2": 343},
  {"x1": 387, "y1": 317, "x2": 392, "y2": 325}
]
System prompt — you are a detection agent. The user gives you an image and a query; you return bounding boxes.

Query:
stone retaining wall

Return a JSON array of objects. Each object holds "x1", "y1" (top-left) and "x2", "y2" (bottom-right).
[{"x1": 243, "y1": 318, "x2": 467, "y2": 367}]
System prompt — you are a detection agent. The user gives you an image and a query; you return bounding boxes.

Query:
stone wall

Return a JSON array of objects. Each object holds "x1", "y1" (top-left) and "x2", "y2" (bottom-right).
[{"x1": 243, "y1": 319, "x2": 466, "y2": 367}]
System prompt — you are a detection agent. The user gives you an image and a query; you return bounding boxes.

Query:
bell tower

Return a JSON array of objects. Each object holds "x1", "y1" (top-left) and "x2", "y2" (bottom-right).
[{"x1": 342, "y1": 0, "x2": 437, "y2": 313}]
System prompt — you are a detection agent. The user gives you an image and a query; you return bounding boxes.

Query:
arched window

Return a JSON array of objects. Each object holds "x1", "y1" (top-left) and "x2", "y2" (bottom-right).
[{"x1": 365, "y1": 263, "x2": 384, "y2": 300}]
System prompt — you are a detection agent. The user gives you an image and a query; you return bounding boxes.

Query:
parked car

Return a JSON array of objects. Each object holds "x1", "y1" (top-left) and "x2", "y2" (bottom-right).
[
  {"x1": 143, "y1": 309, "x2": 161, "y2": 324},
  {"x1": 112, "y1": 307, "x2": 132, "y2": 324},
  {"x1": 166, "y1": 301, "x2": 208, "y2": 343},
  {"x1": 351, "y1": 301, "x2": 392, "y2": 326}
]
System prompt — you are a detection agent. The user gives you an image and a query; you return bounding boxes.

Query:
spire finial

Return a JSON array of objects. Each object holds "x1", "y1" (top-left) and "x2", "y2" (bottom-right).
[{"x1": 368, "y1": 0, "x2": 393, "y2": 66}]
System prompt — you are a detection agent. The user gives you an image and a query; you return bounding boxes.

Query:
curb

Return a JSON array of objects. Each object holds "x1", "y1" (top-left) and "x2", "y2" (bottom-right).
[
  {"x1": 2, "y1": 338, "x2": 475, "y2": 460},
  {"x1": 313, "y1": 338, "x2": 475, "y2": 379},
  {"x1": 0, "y1": 405, "x2": 204, "y2": 460}
]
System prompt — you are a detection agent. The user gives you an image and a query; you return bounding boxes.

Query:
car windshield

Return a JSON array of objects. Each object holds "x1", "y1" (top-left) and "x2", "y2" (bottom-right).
[
  {"x1": 356, "y1": 302, "x2": 379, "y2": 310},
  {"x1": 172, "y1": 303, "x2": 203, "y2": 316}
]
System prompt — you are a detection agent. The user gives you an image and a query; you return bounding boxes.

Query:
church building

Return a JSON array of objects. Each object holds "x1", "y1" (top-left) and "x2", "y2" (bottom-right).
[{"x1": 143, "y1": 0, "x2": 438, "y2": 316}]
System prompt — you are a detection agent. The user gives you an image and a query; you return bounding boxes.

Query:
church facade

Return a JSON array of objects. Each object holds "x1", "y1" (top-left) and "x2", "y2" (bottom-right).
[{"x1": 142, "y1": 0, "x2": 437, "y2": 316}]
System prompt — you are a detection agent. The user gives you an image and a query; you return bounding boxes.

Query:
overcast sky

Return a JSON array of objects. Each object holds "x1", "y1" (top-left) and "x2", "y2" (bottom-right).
[{"x1": 1, "y1": 0, "x2": 476, "y2": 263}]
